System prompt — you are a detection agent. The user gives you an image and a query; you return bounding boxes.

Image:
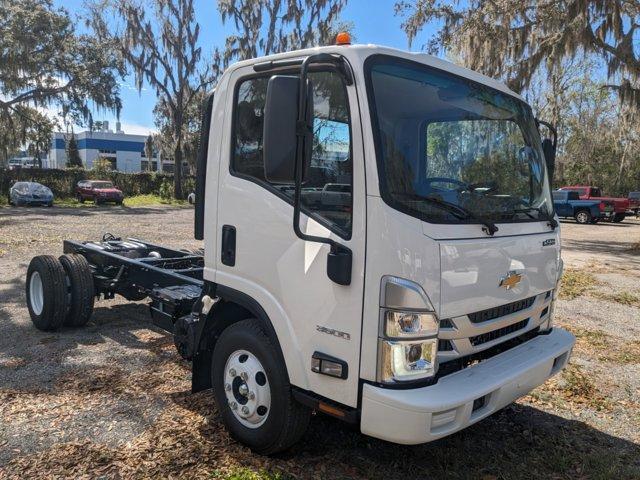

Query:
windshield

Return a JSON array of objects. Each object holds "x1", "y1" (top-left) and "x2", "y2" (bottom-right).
[
  {"x1": 366, "y1": 56, "x2": 554, "y2": 224},
  {"x1": 92, "y1": 182, "x2": 114, "y2": 189}
]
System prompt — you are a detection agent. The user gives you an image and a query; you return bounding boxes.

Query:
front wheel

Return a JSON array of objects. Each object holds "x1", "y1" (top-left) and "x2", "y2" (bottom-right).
[
  {"x1": 574, "y1": 210, "x2": 591, "y2": 224},
  {"x1": 211, "y1": 319, "x2": 311, "y2": 455},
  {"x1": 613, "y1": 213, "x2": 625, "y2": 223}
]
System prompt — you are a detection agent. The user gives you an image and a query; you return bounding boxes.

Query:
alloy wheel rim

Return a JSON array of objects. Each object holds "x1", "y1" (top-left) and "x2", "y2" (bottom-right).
[{"x1": 223, "y1": 349, "x2": 271, "y2": 428}]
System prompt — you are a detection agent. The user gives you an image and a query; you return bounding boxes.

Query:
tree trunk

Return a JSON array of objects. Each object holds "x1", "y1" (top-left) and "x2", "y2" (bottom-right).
[{"x1": 173, "y1": 137, "x2": 183, "y2": 199}]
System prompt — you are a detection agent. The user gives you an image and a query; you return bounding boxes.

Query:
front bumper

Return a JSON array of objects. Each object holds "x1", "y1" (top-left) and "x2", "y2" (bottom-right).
[{"x1": 360, "y1": 328, "x2": 575, "y2": 444}]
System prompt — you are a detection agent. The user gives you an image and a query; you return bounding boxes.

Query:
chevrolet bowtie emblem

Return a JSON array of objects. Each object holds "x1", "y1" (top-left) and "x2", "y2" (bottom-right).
[{"x1": 499, "y1": 271, "x2": 522, "y2": 290}]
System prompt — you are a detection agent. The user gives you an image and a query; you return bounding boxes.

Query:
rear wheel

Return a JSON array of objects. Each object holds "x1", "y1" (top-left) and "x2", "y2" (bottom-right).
[
  {"x1": 212, "y1": 318, "x2": 311, "y2": 455},
  {"x1": 76, "y1": 194, "x2": 84, "y2": 204},
  {"x1": 59, "y1": 254, "x2": 94, "y2": 327},
  {"x1": 26, "y1": 256, "x2": 68, "y2": 331},
  {"x1": 613, "y1": 213, "x2": 625, "y2": 223},
  {"x1": 574, "y1": 210, "x2": 591, "y2": 224}
]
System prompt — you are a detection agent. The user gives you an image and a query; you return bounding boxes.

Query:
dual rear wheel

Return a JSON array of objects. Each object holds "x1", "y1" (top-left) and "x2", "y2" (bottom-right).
[{"x1": 26, "y1": 254, "x2": 95, "y2": 331}]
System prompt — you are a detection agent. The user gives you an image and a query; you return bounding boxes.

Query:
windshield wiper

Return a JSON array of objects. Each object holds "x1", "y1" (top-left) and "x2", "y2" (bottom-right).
[
  {"x1": 513, "y1": 206, "x2": 558, "y2": 230},
  {"x1": 394, "y1": 192, "x2": 499, "y2": 236}
]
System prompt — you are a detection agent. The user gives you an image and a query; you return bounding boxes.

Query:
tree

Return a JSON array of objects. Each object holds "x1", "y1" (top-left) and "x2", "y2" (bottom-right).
[
  {"x1": 218, "y1": 0, "x2": 350, "y2": 65},
  {"x1": 396, "y1": 1, "x2": 640, "y2": 109},
  {"x1": 90, "y1": 0, "x2": 217, "y2": 198},
  {"x1": 144, "y1": 134, "x2": 155, "y2": 170},
  {"x1": 66, "y1": 133, "x2": 83, "y2": 168},
  {"x1": 0, "y1": 0, "x2": 123, "y2": 131},
  {"x1": 0, "y1": 106, "x2": 54, "y2": 167}
]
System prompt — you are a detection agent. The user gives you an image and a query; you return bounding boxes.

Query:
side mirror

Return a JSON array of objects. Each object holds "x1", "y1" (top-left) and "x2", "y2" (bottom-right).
[
  {"x1": 263, "y1": 75, "x2": 313, "y2": 184},
  {"x1": 542, "y1": 138, "x2": 556, "y2": 182},
  {"x1": 536, "y1": 119, "x2": 557, "y2": 185}
]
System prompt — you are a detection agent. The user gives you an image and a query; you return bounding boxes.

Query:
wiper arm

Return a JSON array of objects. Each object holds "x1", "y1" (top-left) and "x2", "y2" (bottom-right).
[
  {"x1": 394, "y1": 192, "x2": 499, "y2": 236},
  {"x1": 513, "y1": 206, "x2": 558, "y2": 230}
]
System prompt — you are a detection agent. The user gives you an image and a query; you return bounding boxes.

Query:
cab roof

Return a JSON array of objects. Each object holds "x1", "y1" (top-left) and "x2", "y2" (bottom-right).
[{"x1": 225, "y1": 44, "x2": 524, "y2": 102}]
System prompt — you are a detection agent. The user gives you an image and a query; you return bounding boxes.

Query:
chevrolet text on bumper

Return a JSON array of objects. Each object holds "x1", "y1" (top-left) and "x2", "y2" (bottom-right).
[{"x1": 24, "y1": 38, "x2": 574, "y2": 455}]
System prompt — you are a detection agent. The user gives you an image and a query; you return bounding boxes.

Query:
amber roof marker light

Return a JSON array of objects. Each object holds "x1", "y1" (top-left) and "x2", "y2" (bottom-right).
[{"x1": 335, "y1": 32, "x2": 351, "y2": 45}]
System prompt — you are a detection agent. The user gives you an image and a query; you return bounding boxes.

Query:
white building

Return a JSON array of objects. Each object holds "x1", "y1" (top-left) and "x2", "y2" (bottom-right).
[{"x1": 48, "y1": 121, "x2": 170, "y2": 172}]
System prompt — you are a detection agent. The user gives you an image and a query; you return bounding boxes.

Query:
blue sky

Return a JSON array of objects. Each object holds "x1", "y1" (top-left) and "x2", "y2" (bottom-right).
[{"x1": 54, "y1": 0, "x2": 438, "y2": 134}]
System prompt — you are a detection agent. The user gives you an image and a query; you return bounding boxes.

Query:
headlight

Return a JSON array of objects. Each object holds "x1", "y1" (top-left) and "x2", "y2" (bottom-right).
[
  {"x1": 378, "y1": 338, "x2": 437, "y2": 383},
  {"x1": 383, "y1": 310, "x2": 438, "y2": 338},
  {"x1": 377, "y1": 276, "x2": 439, "y2": 383}
]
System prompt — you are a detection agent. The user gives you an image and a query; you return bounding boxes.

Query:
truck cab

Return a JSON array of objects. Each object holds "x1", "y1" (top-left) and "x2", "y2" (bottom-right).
[
  {"x1": 194, "y1": 43, "x2": 574, "y2": 450},
  {"x1": 25, "y1": 41, "x2": 575, "y2": 455}
]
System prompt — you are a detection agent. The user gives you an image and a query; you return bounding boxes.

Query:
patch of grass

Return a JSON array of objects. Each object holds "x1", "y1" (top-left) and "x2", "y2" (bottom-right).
[
  {"x1": 51, "y1": 194, "x2": 188, "y2": 208},
  {"x1": 0, "y1": 195, "x2": 7, "y2": 206},
  {"x1": 123, "y1": 194, "x2": 187, "y2": 207},
  {"x1": 216, "y1": 468, "x2": 292, "y2": 480},
  {"x1": 531, "y1": 363, "x2": 612, "y2": 411},
  {"x1": 559, "y1": 268, "x2": 598, "y2": 300},
  {"x1": 593, "y1": 291, "x2": 640, "y2": 307},
  {"x1": 602, "y1": 341, "x2": 640, "y2": 364}
]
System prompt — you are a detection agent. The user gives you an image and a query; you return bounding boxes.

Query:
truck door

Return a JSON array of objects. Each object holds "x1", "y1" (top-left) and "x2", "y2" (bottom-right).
[{"x1": 215, "y1": 64, "x2": 366, "y2": 408}]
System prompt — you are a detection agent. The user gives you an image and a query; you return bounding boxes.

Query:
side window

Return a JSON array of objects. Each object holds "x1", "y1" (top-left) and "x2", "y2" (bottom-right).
[{"x1": 232, "y1": 70, "x2": 352, "y2": 237}]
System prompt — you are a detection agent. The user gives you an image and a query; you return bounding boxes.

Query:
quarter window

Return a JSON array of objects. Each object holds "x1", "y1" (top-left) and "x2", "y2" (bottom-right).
[{"x1": 232, "y1": 70, "x2": 352, "y2": 237}]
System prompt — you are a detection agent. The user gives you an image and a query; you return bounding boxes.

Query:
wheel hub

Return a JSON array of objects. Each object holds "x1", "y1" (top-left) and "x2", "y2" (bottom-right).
[{"x1": 223, "y1": 349, "x2": 271, "y2": 428}]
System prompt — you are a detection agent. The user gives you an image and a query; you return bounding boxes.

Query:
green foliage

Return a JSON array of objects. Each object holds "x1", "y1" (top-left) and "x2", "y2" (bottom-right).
[
  {"x1": 89, "y1": 0, "x2": 216, "y2": 200},
  {"x1": 0, "y1": 0, "x2": 123, "y2": 128},
  {"x1": 92, "y1": 157, "x2": 113, "y2": 173},
  {"x1": 0, "y1": 168, "x2": 194, "y2": 199},
  {"x1": 158, "y1": 179, "x2": 174, "y2": 200},
  {"x1": 66, "y1": 134, "x2": 82, "y2": 168},
  {"x1": 396, "y1": 1, "x2": 640, "y2": 110}
]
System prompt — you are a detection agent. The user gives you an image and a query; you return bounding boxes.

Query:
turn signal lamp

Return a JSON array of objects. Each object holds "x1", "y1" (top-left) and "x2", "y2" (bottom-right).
[{"x1": 335, "y1": 32, "x2": 351, "y2": 45}]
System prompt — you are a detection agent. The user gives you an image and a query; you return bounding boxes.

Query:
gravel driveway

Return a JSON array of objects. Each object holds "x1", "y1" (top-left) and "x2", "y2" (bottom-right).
[{"x1": 1, "y1": 206, "x2": 639, "y2": 479}]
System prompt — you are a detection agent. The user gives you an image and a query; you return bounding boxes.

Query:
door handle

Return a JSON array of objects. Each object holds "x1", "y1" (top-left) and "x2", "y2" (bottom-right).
[{"x1": 221, "y1": 225, "x2": 236, "y2": 266}]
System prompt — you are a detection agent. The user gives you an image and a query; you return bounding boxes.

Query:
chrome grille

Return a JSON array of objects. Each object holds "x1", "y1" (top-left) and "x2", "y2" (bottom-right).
[
  {"x1": 469, "y1": 319, "x2": 529, "y2": 346},
  {"x1": 438, "y1": 291, "x2": 553, "y2": 363},
  {"x1": 467, "y1": 296, "x2": 536, "y2": 323}
]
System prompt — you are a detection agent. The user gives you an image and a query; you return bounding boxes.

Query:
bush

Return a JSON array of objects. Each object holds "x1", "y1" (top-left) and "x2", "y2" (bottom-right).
[
  {"x1": 158, "y1": 180, "x2": 174, "y2": 201},
  {"x1": 0, "y1": 167, "x2": 194, "y2": 199}
]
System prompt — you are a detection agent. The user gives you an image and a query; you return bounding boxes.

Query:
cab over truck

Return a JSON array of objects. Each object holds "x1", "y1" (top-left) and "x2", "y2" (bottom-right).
[{"x1": 25, "y1": 41, "x2": 575, "y2": 454}]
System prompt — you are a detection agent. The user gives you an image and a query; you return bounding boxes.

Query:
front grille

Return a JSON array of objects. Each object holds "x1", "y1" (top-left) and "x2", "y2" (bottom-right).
[
  {"x1": 469, "y1": 319, "x2": 529, "y2": 346},
  {"x1": 438, "y1": 339, "x2": 454, "y2": 351},
  {"x1": 468, "y1": 296, "x2": 536, "y2": 323}
]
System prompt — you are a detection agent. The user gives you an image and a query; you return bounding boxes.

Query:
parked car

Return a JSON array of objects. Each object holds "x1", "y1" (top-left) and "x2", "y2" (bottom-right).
[
  {"x1": 8, "y1": 181, "x2": 53, "y2": 207},
  {"x1": 557, "y1": 185, "x2": 630, "y2": 222},
  {"x1": 628, "y1": 191, "x2": 640, "y2": 216},
  {"x1": 76, "y1": 180, "x2": 124, "y2": 205},
  {"x1": 552, "y1": 190, "x2": 613, "y2": 224}
]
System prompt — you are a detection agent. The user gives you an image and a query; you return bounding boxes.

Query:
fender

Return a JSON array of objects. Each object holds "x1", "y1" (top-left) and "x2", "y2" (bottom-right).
[{"x1": 191, "y1": 281, "x2": 290, "y2": 392}]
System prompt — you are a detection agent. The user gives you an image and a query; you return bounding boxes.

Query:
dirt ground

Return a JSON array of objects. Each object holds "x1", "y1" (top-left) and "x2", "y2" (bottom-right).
[{"x1": 1, "y1": 205, "x2": 639, "y2": 479}]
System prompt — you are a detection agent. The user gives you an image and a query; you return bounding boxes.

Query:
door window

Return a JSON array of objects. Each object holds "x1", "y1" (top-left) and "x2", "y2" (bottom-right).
[{"x1": 231, "y1": 70, "x2": 352, "y2": 237}]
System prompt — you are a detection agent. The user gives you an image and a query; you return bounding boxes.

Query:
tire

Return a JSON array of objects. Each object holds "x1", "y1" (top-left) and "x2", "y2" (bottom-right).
[
  {"x1": 94, "y1": 197, "x2": 101, "y2": 205},
  {"x1": 574, "y1": 210, "x2": 591, "y2": 224},
  {"x1": 211, "y1": 318, "x2": 311, "y2": 455},
  {"x1": 613, "y1": 213, "x2": 625, "y2": 223},
  {"x1": 59, "y1": 254, "x2": 95, "y2": 327},
  {"x1": 26, "y1": 255, "x2": 68, "y2": 331},
  {"x1": 77, "y1": 194, "x2": 84, "y2": 204}
]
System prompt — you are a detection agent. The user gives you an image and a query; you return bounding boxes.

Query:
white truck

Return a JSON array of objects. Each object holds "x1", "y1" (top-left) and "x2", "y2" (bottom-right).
[{"x1": 25, "y1": 39, "x2": 574, "y2": 455}]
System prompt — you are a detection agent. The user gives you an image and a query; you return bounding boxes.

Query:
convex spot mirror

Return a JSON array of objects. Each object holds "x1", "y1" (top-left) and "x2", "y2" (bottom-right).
[{"x1": 263, "y1": 75, "x2": 313, "y2": 184}]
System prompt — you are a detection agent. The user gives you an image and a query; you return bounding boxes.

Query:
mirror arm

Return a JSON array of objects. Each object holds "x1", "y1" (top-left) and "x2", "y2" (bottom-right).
[
  {"x1": 535, "y1": 118, "x2": 557, "y2": 148},
  {"x1": 292, "y1": 54, "x2": 352, "y2": 285}
]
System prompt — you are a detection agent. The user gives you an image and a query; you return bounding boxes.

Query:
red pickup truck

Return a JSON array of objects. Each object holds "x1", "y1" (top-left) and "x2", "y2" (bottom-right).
[{"x1": 558, "y1": 186, "x2": 629, "y2": 223}]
